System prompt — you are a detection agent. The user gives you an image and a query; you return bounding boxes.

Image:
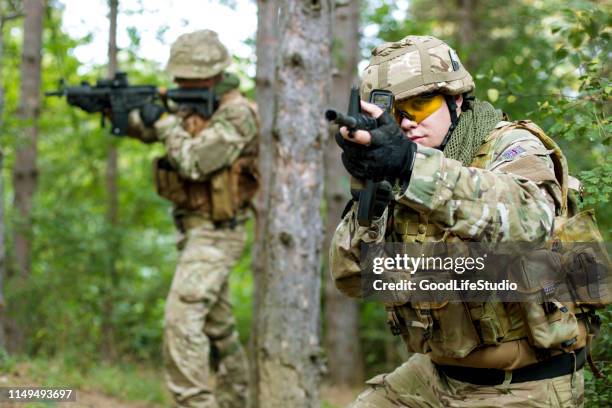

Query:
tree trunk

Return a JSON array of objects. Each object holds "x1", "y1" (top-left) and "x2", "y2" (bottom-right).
[
  {"x1": 250, "y1": 0, "x2": 278, "y2": 403},
  {"x1": 323, "y1": 0, "x2": 363, "y2": 386},
  {"x1": 455, "y1": 0, "x2": 478, "y2": 69},
  {"x1": 0, "y1": 146, "x2": 5, "y2": 350},
  {"x1": 1, "y1": 0, "x2": 24, "y2": 354},
  {"x1": 0, "y1": 2, "x2": 7, "y2": 351},
  {"x1": 12, "y1": 0, "x2": 42, "y2": 280},
  {"x1": 251, "y1": 1, "x2": 332, "y2": 406},
  {"x1": 101, "y1": 0, "x2": 119, "y2": 360}
]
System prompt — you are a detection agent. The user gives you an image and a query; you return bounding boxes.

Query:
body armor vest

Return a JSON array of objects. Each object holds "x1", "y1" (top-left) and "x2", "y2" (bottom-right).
[{"x1": 386, "y1": 121, "x2": 609, "y2": 366}]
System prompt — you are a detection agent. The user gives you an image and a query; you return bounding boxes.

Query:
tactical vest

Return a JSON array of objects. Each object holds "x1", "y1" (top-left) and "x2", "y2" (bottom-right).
[
  {"x1": 386, "y1": 121, "x2": 609, "y2": 366},
  {"x1": 153, "y1": 91, "x2": 259, "y2": 222}
]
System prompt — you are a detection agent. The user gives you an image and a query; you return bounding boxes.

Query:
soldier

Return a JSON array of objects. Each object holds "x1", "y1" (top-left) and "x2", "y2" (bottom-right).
[
  {"x1": 330, "y1": 35, "x2": 589, "y2": 407},
  {"x1": 127, "y1": 30, "x2": 258, "y2": 408}
]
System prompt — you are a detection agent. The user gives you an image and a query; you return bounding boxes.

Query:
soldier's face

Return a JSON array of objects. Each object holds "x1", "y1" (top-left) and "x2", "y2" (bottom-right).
[
  {"x1": 399, "y1": 95, "x2": 462, "y2": 148},
  {"x1": 174, "y1": 75, "x2": 221, "y2": 89}
]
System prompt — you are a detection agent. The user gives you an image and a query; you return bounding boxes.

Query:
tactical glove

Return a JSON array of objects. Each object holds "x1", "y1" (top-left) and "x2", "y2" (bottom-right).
[
  {"x1": 336, "y1": 112, "x2": 417, "y2": 182},
  {"x1": 140, "y1": 103, "x2": 166, "y2": 127}
]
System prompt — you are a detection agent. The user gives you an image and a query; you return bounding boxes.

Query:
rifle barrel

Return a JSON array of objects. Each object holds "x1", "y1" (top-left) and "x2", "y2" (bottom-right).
[{"x1": 325, "y1": 109, "x2": 357, "y2": 129}]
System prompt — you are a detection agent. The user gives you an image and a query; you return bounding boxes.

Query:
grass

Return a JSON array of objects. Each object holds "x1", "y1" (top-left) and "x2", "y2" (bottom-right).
[{"x1": 1, "y1": 353, "x2": 169, "y2": 407}]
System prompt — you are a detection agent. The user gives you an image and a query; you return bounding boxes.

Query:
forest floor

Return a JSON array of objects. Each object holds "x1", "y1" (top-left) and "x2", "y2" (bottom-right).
[
  {"x1": 0, "y1": 359, "x2": 359, "y2": 408},
  {"x1": 0, "y1": 358, "x2": 167, "y2": 408},
  {"x1": 0, "y1": 362, "x2": 158, "y2": 408}
]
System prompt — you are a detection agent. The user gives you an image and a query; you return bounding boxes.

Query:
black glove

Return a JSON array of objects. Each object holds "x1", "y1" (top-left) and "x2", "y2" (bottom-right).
[
  {"x1": 140, "y1": 103, "x2": 166, "y2": 127},
  {"x1": 336, "y1": 112, "x2": 417, "y2": 182}
]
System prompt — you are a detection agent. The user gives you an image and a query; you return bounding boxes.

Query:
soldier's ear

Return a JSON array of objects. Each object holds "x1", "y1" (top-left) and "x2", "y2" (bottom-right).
[
  {"x1": 454, "y1": 94, "x2": 463, "y2": 114},
  {"x1": 455, "y1": 94, "x2": 463, "y2": 107}
]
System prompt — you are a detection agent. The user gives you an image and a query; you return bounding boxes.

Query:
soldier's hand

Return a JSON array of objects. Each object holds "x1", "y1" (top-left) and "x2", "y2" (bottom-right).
[
  {"x1": 338, "y1": 100, "x2": 384, "y2": 144},
  {"x1": 140, "y1": 103, "x2": 166, "y2": 127},
  {"x1": 183, "y1": 113, "x2": 208, "y2": 136},
  {"x1": 336, "y1": 111, "x2": 417, "y2": 182}
]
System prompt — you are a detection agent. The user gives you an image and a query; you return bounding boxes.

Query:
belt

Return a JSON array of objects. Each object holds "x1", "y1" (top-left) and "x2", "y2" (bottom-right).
[{"x1": 436, "y1": 348, "x2": 585, "y2": 385}]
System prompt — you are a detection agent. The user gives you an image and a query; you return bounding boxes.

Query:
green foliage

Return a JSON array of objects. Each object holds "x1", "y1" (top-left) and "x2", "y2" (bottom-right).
[
  {"x1": 360, "y1": 301, "x2": 407, "y2": 378},
  {"x1": 229, "y1": 220, "x2": 254, "y2": 343},
  {"x1": 533, "y1": 1, "x2": 611, "y2": 234},
  {"x1": 21, "y1": 355, "x2": 168, "y2": 405},
  {"x1": 584, "y1": 307, "x2": 612, "y2": 407},
  {"x1": 0, "y1": 347, "x2": 17, "y2": 372},
  {"x1": 0, "y1": 4, "x2": 167, "y2": 362}
]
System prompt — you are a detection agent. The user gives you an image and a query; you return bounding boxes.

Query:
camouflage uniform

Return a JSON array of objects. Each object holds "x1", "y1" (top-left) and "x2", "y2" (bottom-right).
[
  {"x1": 128, "y1": 30, "x2": 258, "y2": 408},
  {"x1": 330, "y1": 36, "x2": 584, "y2": 407}
]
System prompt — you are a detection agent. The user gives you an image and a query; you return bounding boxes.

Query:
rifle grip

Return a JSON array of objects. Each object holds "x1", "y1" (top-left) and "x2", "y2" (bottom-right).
[
  {"x1": 356, "y1": 179, "x2": 376, "y2": 227},
  {"x1": 110, "y1": 109, "x2": 129, "y2": 136}
]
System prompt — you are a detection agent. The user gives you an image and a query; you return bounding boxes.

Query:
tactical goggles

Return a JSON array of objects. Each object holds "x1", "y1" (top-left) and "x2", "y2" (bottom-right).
[{"x1": 393, "y1": 93, "x2": 445, "y2": 124}]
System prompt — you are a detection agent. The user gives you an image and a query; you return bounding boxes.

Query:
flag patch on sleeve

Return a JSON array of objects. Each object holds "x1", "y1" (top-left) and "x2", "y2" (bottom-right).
[{"x1": 501, "y1": 146, "x2": 526, "y2": 161}]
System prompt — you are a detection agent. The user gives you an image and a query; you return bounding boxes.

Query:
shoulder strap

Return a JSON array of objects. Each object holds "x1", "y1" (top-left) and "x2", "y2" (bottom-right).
[{"x1": 470, "y1": 120, "x2": 569, "y2": 216}]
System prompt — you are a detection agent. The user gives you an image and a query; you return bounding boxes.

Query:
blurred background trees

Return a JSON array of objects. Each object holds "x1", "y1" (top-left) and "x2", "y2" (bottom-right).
[{"x1": 0, "y1": 0, "x2": 609, "y2": 406}]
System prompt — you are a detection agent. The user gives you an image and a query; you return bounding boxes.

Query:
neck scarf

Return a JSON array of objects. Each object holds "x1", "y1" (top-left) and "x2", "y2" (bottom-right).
[{"x1": 443, "y1": 99, "x2": 503, "y2": 165}]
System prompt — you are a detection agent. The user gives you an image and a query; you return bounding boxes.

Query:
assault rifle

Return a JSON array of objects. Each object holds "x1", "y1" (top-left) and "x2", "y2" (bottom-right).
[
  {"x1": 326, "y1": 87, "x2": 395, "y2": 227},
  {"x1": 45, "y1": 71, "x2": 219, "y2": 136}
]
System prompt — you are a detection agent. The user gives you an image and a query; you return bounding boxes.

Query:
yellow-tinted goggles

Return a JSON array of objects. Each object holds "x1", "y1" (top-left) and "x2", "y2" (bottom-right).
[{"x1": 393, "y1": 94, "x2": 445, "y2": 124}]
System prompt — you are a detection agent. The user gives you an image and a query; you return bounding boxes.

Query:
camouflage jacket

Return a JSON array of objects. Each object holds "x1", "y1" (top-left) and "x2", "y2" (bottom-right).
[
  {"x1": 128, "y1": 89, "x2": 258, "y2": 181},
  {"x1": 330, "y1": 121, "x2": 562, "y2": 297}
]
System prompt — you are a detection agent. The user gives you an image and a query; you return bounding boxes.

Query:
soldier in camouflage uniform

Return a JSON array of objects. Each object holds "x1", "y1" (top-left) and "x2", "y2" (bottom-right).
[
  {"x1": 331, "y1": 36, "x2": 587, "y2": 407},
  {"x1": 127, "y1": 30, "x2": 258, "y2": 408}
]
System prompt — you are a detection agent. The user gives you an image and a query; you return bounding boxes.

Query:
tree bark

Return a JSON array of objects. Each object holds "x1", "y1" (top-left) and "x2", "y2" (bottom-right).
[
  {"x1": 0, "y1": 4, "x2": 5, "y2": 349},
  {"x1": 12, "y1": 0, "x2": 42, "y2": 280},
  {"x1": 1, "y1": 0, "x2": 24, "y2": 354},
  {"x1": 455, "y1": 0, "x2": 479, "y2": 70},
  {"x1": 101, "y1": 0, "x2": 119, "y2": 360},
  {"x1": 323, "y1": 0, "x2": 363, "y2": 386},
  {"x1": 250, "y1": 0, "x2": 278, "y2": 403},
  {"x1": 252, "y1": 1, "x2": 332, "y2": 406}
]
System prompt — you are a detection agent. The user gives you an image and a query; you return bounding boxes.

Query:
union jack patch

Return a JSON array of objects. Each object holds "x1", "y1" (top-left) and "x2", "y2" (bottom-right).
[{"x1": 501, "y1": 146, "x2": 526, "y2": 161}]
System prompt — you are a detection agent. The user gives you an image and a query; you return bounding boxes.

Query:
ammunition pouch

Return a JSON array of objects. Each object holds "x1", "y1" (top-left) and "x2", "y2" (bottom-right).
[
  {"x1": 387, "y1": 302, "x2": 481, "y2": 359},
  {"x1": 508, "y1": 249, "x2": 580, "y2": 351},
  {"x1": 153, "y1": 154, "x2": 259, "y2": 222},
  {"x1": 153, "y1": 156, "x2": 211, "y2": 212}
]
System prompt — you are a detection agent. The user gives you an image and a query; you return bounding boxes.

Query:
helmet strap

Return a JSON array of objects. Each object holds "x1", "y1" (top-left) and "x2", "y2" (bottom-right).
[{"x1": 438, "y1": 94, "x2": 459, "y2": 152}]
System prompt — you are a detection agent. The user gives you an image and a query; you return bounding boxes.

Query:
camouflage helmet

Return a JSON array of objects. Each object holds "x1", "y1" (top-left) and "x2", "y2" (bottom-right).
[
  {"x1": 165, "y1": 29, "x2": 231, "y2": 79},
  {"x1": 360, "y1": 35, "x2": 474, "y2": 102}
]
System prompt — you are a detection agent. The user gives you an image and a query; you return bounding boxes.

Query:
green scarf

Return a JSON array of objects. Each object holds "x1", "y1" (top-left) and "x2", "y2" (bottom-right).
[
  {"x1": 214, "y1": 72, "x2": 241, "y2": 96},
  {"x1": 443, "y1": 99, "x2": 503, "y2": 165}
]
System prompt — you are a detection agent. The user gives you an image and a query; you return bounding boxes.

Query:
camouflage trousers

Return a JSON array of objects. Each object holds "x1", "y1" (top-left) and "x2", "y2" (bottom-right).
[
  {"x1": 350, "y1": 354, "x2": 584, "y2": 408},
  {"x1": 164, "y1": 222, "x2": 248, "y2": 408}
]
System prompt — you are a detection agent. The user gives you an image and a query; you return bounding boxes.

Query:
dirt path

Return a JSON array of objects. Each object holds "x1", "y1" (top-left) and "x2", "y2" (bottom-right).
[{"x1": 322, "y1": 385, "x2": 360, "y2": 407}]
